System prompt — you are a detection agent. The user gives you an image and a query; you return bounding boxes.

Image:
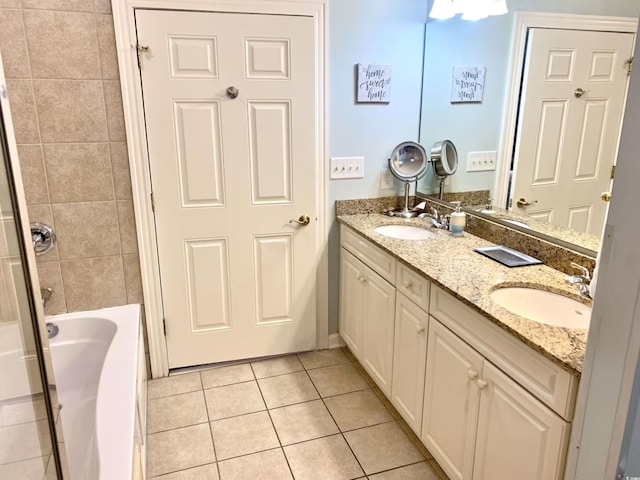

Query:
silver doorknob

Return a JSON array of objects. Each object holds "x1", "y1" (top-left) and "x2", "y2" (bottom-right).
[
  {"x1": 516, "y1": 197, "x2": 537, "y2": 208},
  {"x1": 289, "y1": 215, "x2": 311, "y2": 226},
  {"x1": 226, "y1": 86, "x2": 239, "y2": 99}
]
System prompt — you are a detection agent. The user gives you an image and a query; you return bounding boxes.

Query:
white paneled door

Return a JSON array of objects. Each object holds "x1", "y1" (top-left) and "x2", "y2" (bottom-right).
[
  {"x1": 511, "y1": 28, "x2": 634, "y2": 235},
  {"x1": 136, "y1": 10, "x2": 317, "y2": 368}
]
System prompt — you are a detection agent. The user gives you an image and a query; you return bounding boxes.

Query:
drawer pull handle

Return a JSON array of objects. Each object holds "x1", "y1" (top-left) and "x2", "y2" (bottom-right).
[
  {"x1": 403, "y1": 280, "x2": 413, "y2": 289},
  {"x1": 416, "y1": 324, "x2": 425, "y2": 333},
  {"x1": 476, "y1": 379, "x2": 488, "y2": 390},
  {"x1": 467, "y1": 370, "x2": 478, "y2": 380}
]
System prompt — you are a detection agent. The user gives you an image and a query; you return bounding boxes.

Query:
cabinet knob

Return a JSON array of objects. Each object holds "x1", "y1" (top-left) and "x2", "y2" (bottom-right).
[
  {"x1": 476, "y1": 379, "x2": 488, "y2": 390},
  {"x1": 467, "y1": 369, "x2": 478, "y2": 380},
  {"x1": 357, "y1": 273, "x2": 366, "y2": 283},
  {"x1": 403, "y1": 280, "x2": 413, "y2": 290},
  {"x1": 416, "y1": 324, "x2": 425, "y2": 333}
]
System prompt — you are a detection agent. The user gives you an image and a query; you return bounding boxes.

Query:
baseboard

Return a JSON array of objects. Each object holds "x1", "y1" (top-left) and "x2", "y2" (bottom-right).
[{"x1": 328, "y1": 333, "x2": 346, "y2": 349}]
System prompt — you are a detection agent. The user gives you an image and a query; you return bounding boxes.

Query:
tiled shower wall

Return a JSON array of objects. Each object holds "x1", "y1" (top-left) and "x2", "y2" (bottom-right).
[{"x1": 0, "y1": 0, "x2": 143, "y2": 316}]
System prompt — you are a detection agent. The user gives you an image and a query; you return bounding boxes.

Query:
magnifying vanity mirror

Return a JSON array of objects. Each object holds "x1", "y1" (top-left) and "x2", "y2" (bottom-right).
[
  {"x1": 416, "y1": 0, "x2": 640, "y2": 257},
  {"x1": 430, "y1": 139, "x2": 458, "y2": 199},
  {"x1": 387, "y1": 141, "x2": 428, "y2": 218}
]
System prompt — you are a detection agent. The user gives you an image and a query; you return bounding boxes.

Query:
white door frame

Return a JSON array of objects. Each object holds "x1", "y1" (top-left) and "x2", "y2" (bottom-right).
[
  {"x1": 493, "y1": 12, "x2": 638, "y2": 210},
  {"x1": 111, "y1": 0, "x2": 327, "y2": 378}
]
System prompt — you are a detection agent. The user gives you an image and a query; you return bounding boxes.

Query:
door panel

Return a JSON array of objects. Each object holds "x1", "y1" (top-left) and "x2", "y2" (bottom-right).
[
  {"x1": 136, "y1": 10, "x2": 317, "y2": 368},
  {"x1": 512, "y1": 28, "x2": 633, "y2": 235},
  {"x1": 339, "y1": 249, "x2": 365, "y2": 357},
  {"x1": 473, "y1": 363, "x2": 570, "y2": 480}
]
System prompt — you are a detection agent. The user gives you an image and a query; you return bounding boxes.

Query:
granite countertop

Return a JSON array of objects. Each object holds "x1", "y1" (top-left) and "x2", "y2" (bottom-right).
[{"x1": 338, "y1": 213, "x2": 589, "y2": 376}]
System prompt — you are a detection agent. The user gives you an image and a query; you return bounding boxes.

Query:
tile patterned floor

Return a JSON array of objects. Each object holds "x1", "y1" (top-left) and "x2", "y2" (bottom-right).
[{"x1": 147, "y1": 348, "x2": 449, "y2": 480}]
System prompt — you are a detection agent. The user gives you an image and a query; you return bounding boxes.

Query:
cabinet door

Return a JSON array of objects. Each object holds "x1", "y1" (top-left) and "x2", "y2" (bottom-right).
[
  {"x1": 339, "y1": 248, "x2": 366, "y2": 358},
  {"x1": 422, "y1": 318, "x2": 483, "y2": 480},
  {"x1": 361, "y1": 263, "x2": 396, "y2": 395},
  {"x1": 473, "y1": 362, "x2": 570, "y2": 480},
  {"x1": 391, "y1": 292, "x2": 428, "y2": 433}
]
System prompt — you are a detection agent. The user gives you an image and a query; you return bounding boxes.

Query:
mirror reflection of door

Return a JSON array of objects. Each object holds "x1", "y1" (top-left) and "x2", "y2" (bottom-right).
[{"x1": 509, "y1": 28, "x2": 634, "y2": 236}]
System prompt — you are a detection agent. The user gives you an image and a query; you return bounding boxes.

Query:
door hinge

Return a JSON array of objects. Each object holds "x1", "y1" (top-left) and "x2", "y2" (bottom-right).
[
  {"x1": 163, "y1": 318, "x2": 167, "y2": 336},
  {"x1": 611, "y1": 165, "x2": 616, "y2": 180},
  {"x1": 150, "y1": 193, "x2": 155, "y2": 213},
  {"x1": 136, "y1": 43, "x2": 150, "y2": 69},
  {"x1": 625, "y1": 57, "x2": 633, "y2": 76},
  {"x1": 508, "y1": 198, "x2": 513, "y2": 209}
]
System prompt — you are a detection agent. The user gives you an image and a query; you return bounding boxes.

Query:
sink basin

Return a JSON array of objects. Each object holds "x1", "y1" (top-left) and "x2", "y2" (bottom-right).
[
  {"x1": 374, "y1": 225, "x2": 436, "y2": 240},
  {"x1": 490, "y1": 287, "x2": 591, "y2": 329}
]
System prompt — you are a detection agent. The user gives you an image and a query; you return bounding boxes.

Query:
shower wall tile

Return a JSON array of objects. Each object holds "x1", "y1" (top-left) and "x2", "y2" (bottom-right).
[
  {"x1": 43, "y1": 143, "x2": 114, "y2": 203},
  {"x1": 117, "y1": 200, "x2": 138, "y2": 255},
  {"x1": 60, "y1": 256, "x2": 127, "y2": 311},
  {"x1": 52, "y1": 201, "x2": 121, "y2": 259},
  {"x1": 110, "y1": 142, "x2": 133, "y2": 200},
  {"x1": 123, "y1": 254, "x2": 143, "y2": 304},
  {"x1": 33, "y1": 79, "x2": 108, "y2": 143},
  {"x1": 103, "y1": 79, "x2": 127, "y2": 142},
  {"x1": 17, "y1": 145, "x2": 49, "y2": 205},
  {"x1": 37, "y1": 262, "x2": 66, "y2": 315},
  {"x1": 21, "y1": 0, "x2": 93, "y2": 12},
  {"x1": 23, "y1": 10, "x2": 101, "y2": 79},
  {"x1": 5, "y1": 79, "x2": 40, "y2": 144},
  {"x1": 0, "y1": 9, "x2": 30, "y2": 78},
  {"x1": 93, "y1": 0, "x2": 111, "y2": 14},
  {"x1": 96, "y1": 14, "x2": 119, "y2": 79},
  {"x1": 26, "y1": 204, "x2": 58, "y2": 263}
]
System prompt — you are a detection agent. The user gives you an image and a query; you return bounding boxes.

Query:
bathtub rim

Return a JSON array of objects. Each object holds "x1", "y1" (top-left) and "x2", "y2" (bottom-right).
[{"x1": 46, "y1": 304, "x2": 141, "y2": 480}]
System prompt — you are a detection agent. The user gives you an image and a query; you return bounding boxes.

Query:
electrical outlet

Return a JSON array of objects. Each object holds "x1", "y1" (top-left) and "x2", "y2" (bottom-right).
[
  {"x1": 330, "y1": 157, "x2": 365, "y2": 179},
  {"x1": 380, "y1": 168, "x2": 394, "y2": 189},
  {"x1": 467, "y1": 151, "x2": 497, "y2": 172}
]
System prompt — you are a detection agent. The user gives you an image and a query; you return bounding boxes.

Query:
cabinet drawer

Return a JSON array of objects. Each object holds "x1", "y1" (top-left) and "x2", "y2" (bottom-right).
[
  {"x1": 341, "y1": 225, "x2": 396, "y2": 284},
  {"x1": 397, "y1": 263, "x2": 430, "y2": 311},
  {"x1": 430, "y1": 285, "x2": 578, "y2": 420}
]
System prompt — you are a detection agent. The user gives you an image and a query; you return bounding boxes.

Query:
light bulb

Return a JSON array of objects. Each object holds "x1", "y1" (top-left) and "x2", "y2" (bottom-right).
[
  {"x1": 461, "y1": 1, "x2": 489, "y2": 21},
  {"x1": 487, "y1": 0, "x2": 508, "y2": 15},
  {"x1": 429, "y1": 0, "x2": 456, "y2": 19}
]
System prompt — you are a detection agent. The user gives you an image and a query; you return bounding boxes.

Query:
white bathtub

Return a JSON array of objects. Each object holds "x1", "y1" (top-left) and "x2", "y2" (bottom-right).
[{"x1": 47, "y1": 304, "x2": 141, "y2": 480}]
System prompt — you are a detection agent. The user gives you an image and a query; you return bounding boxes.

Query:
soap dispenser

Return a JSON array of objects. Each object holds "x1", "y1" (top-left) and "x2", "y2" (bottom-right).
[{"x1": 450, "y1": 201, "x2": 466, "y2": 236}]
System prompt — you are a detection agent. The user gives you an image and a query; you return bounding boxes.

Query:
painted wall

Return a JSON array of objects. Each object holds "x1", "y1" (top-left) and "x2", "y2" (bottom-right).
[
  {"x1": 419, "y1": 0, "x2": 640, "y2": 199},
  {"x1": 327, "y1": 0, "x2": 428, "y2": 334}
]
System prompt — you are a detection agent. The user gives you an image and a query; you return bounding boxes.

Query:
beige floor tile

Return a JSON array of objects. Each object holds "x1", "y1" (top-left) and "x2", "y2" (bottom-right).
[
  {"x1": 0, "y1": 397, "x2": 47, "y2": 427},
  {"x1": 269, "y1": 399, "x2": 338, "y2": 445},
  {"x1": 251, "y1": 355, "x2": 304, "y2": 379},
  {"x1": 204, "y1": 381, "x2": 265, "y2": 420},
  {"x1": 148, "y1": 391, "x2": 208, "y2": 434},
  {"x1": 284, "y1": 434, "x2": 364, "y2": 480},
  {"x1": 352, "y1": 361, "x2": 379, "y2": 387},
  {"x1": 0, "y1": 420, "x2": 52, "y2": 464},
  {"x1": 298, "y1": 349, "x2": 350, "y2": 370},
  {"x1": 368, "y1": 462, "x2": 439, "y2": 480},
  {"x1": 0, "y1": 456, "x2": 48, "y2": 479},
  {"x1": 151, "y1": 462, "x2": 219, "y2": 479},
  {"x1": 344, "y1": 422, "x2": 425, "y2": 475},
  {"x1": 324, "y1": 389, "x2": 394, "y2": 431},
  {"x1": 342, "y1": 346, "x2": 357, "y2": 362},
  {"x1": 146, "y1": 424, "x2": 215, "y2": 477},
  {"x1": 148, "y1": 372, "x2": 202, "y2": 399},
  {"x1": 258, "y1": 372, "x2": 319, "y2": 409},
  {"x1": 372, "y1": 387, "x2": 402, "y2": 420},
  {"x1": 307, "y1": 363, "x2": 369, "y2": 397},
  {"x1": 218, "y1": 448, "x2": 292, "y2": 480},
  {"x1": 201, "y1": 364, "x2": 254, "y2": 389},
  {"x1": 210, "y1": 411, "x2": 279, "y2": 461}
]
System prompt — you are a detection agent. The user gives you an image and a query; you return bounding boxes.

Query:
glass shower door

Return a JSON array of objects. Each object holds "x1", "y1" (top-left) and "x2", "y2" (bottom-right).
[{"x1": 0, "y1": 62, "x2": 64, "y2": 478}]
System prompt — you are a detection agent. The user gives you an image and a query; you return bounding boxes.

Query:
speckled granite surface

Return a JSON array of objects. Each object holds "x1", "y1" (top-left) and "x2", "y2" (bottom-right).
[
  {"x1": 338, "y1": 213, "x2": 589, "y2": 376},
  {"x1": 442, "y1": 190, "x2": 491, "y2": 206}
]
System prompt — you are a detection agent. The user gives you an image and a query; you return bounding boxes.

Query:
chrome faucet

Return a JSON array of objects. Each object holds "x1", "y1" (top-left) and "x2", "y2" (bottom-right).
[
  {"x1": 418, "y1": 207, "x2": 450, "y2": 230},
  {"x1": 565, "y1": 263, "x2": 592, "y2": 299}
]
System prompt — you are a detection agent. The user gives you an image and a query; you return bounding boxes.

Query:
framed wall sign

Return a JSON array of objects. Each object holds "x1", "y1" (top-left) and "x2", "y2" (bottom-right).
[
  {"x1": 451, "y1": 66, "x2": 486, "y2": 103},
  {"x1": 357, "y1": 63, "x2": 392, "y2": 103}
]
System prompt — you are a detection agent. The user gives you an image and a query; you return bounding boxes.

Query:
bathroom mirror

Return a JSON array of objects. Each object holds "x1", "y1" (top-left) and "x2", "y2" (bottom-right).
[{"x1": 417, "y1": 0, "x2": 640, "y2": 256}]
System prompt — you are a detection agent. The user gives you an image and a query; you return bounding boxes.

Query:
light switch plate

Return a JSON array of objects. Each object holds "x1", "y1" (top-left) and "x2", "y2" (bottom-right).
[
  {"x1": 330, "y1": 157, "x2": 365, "y2": 179},
  {"x1": 467, "y1": 151, "x2": 497, "y2": 172}
]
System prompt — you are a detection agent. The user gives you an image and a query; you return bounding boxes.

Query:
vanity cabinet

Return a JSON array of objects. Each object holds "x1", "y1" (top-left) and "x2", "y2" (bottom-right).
[
  {"x1": 339, "y1": 248, "x2": 395, "y2": 395},
  {"x1": 422, "y1": 318, "x2": 570, "y2": 480},
  {"x1": 338, "y1": 224, "x2": 578, "y2": 480}
]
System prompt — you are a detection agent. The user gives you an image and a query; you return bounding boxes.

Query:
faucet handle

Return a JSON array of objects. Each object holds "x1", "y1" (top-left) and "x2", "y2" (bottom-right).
[{"x1": 570, "y1": 262, "x2": 591, "y2": 281}]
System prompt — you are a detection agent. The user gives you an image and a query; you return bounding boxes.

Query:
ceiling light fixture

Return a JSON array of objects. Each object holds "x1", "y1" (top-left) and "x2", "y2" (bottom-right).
[{"x1": 429, "y1": 0, "x2": 508, "y2": 21}]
